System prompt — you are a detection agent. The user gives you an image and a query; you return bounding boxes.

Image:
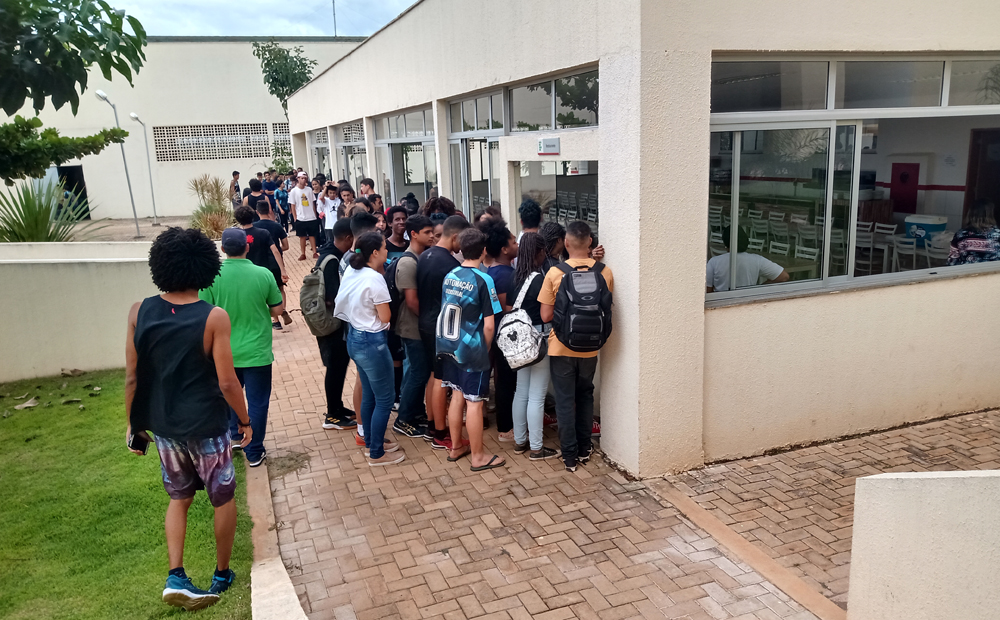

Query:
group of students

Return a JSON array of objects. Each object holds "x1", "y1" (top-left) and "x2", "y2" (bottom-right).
[
  {"x1": 306, "y1": 194, "x2": 614, "y2": 474},
  {"x1": 121, "y1": 179, "x2": 612, "y2": 611}
]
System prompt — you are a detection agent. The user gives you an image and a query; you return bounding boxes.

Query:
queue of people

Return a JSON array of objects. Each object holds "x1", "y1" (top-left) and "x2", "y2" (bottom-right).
[{"x1": 124, "y1": 175, "x2": 612, "y2": 611}]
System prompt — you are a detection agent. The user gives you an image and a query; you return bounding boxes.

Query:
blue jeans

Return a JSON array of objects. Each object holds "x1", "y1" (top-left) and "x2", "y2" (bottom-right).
[
  {"x1": 512, "y1": 354, "x2": 550, "y2": 451},
  {"x1": 397, "y1": 337, "x2": 430, "y2": 426},
  {"x1": 346, "y1": 326, "x2": 395, "y2": 459},
  {"x1": 228, "y1": 364, "x2": 272, "y2": 462}
]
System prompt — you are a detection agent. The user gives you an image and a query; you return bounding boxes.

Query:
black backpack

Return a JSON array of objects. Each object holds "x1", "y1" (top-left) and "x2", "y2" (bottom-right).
[
  {"x1": 552, "y1": 262, "x2": 613, "y2": 353},
  {"x1": 383, "y1": 252, "x2": 416, "y2": 329}
]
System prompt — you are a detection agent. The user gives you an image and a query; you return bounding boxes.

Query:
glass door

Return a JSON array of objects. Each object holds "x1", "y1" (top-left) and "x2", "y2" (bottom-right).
[{"x1": 465, "y1": 138, "x2": 490, "y2": 213}]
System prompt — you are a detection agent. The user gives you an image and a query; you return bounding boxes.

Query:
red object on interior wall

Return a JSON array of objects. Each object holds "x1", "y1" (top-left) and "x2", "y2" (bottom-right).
[{"x1": 890, "y1": 163, "x2": 920, "y2": 214}]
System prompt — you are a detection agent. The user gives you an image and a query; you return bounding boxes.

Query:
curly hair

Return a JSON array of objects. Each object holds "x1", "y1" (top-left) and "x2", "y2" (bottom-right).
[
  {"x1": 234, "y1": 205, "x2": 255, "y2": 225},
  {"x1": 148, "y1": 227, "x2": 221, "y2": 293},
  {"x1": 421, "y1": 196, "x2": 457, "y2": 217},
  {"x1": 478, "y1": 216, "x2": 512, "y2": 258},
  {"x1": 538, "y1": 221, "x2": 566, "y2": 257}
]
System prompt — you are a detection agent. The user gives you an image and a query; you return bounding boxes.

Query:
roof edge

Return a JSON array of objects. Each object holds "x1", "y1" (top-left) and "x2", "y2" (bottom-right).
[{"x1": 146, "y1": 36, "x2": 367, "y2": 43}]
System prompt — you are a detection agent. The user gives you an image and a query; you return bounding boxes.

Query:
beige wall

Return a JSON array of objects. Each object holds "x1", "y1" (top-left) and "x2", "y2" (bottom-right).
[
  {"x1": 24, "y1": 38, "x2": 360, "y2": 221},
  {"x1": 703, "y1": 272, "x2": 1000, "y2": 461},
  {"x1": 287, "y1": 0, "x2": 1000, "y2": 476},
  {"x1": 0, "y1": 242, "x2": 151, "y2": 261},
  {"x1": 848, "y1": 471, "x2": 1000, "y2": 620},
  {"x1": 0, "y1": 259, "x2": 157, "y2": 382}
]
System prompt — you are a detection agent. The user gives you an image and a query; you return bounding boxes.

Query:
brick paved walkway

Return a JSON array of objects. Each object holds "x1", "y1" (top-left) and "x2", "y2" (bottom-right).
[
  {"x1": 666, "y1": 410, "x2": 1000, "y2": 609},
  {"x1": 262, "y1": 256, "x2": 819, "y2": 620}
]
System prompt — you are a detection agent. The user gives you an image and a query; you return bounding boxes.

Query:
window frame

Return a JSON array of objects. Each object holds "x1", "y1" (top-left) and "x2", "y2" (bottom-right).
[
  {"x1": 707, "y1": 54, "x2": 1000, "y2": 305},
  {"x1": 373, "y1": 107, "x2": 434, "y2": 145},
  {"x1": 447, "y1": 90, "x2": 505, "y2": 138},
  {"x1": 505, "y1": 66, "x2": 601, "y2": 135}
]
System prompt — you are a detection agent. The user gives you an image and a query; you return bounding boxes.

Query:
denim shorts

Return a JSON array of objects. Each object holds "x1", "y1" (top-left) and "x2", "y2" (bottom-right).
[
  {"x1": 440, "y1": 357, "x2": 490, "y2": 402},
  {"x1": 154, "y1": 434, "x2": 236, "y2": 507}
]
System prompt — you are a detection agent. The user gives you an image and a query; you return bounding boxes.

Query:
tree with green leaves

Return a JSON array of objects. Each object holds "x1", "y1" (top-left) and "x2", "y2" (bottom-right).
[
  {"x1": 0, "y1": 0, "x2": 147, "y2": 184},
  {"x1": 251, "y1": 39, "x2": 318, "y2": 119}
]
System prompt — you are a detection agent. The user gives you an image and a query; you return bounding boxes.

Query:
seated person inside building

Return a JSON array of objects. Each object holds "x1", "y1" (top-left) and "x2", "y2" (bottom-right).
[{"x1": 706, "y1": 226, "x2": 789, "y2": 293}]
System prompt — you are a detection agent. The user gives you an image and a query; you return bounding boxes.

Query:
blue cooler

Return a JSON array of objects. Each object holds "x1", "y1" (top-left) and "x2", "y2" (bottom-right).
[{"x1": 905, "y1": 215, "x2": 947, "y2": 247}]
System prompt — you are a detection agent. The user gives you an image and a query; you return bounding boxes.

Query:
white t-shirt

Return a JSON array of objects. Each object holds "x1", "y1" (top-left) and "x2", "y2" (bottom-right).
[
  {"x1": 706, "y1": 252, "x2": 785, "y2": 291},
  {"x1": 334, "y1": 266, "x2": 391, "y2": 332},
  {"x1": 318, "y1": 197, "x2": 339, "y2": 229},
  {"x1": 288, "y1": 186, "x2": 317, "y2": 222}
]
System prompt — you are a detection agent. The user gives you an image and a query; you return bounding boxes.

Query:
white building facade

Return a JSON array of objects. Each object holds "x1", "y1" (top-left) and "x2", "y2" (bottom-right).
[
  {"x1": 21, "y1": 36, "x2": 363, "y2": 220},
  {"x1": 288, "y1": 0, "x2": 1000, "y2": 478}
]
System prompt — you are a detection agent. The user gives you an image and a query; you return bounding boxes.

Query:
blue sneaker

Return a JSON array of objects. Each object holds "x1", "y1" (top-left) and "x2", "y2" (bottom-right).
[
  {"x1": 162, "y1": 574, "x2": 220, "y2": 610},
  {"x1": 209, "y1": 568, "x2": 236, "y2": 595}
]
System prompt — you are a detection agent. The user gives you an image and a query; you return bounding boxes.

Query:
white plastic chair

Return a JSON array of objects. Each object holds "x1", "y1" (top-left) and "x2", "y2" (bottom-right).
[
  {"x1": 857, "y1": 221, "x2": 873, "y2": 233},
  {"x1": 708, "y1": 204, "x2": 723, "y2": 217},
  {"x1": 830, "y1": 229, "x2": 847, "y2": 273},
  {"x1": 790, "y1": 214, "x2": 809, "y2": 225},
  {"x1": 769, "y1": 211, "x2": 786, "y2": 222},
  {"x1": 750, "y1": 219, "x2": 769, "y2": 242},
  {"x1": 748, "y1": 209, "x2": 764, "y2": 220},
  {"x1": 770, "y1": 221, "x2": 790, "y2": 245},
  {"x1": 815, "y1": 215, "x2": 826, "y2": 227},
  {"x1": 747, "y1": 238, "x2": 765, "y2": 253},
  {"x1": 892, "y1": 236, "x2": 918, "y2": 272},
  {"x1": 795, "y1": 246, "x2": 820, "y2": 261},
  {"x1": 710, "y1": 232, "x2": 724, "y2": 246},
  {"x1": 855, "y1": 231, "x2": 875, "y2": 275},
  {"x1": 769, "y1": 241, "x2": 790, "y2": 256},
  {"x1": 708, "y1": 214, "x2": 723, "y2": 232},
  {"x1": 796, "y1": 224, "x2": 820, "y2": 249}
]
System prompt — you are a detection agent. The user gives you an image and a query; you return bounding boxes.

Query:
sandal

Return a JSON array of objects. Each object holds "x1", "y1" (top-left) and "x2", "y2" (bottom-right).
[
  {"x1": 447, "y1": 446, "x2": 471, "y2": 462},
  {"x1": 297, "y1": 254, "x2": 307, "y2": 261},
  {"x1": 470, "y1": 454, "x2": 506, "y2": 472}
]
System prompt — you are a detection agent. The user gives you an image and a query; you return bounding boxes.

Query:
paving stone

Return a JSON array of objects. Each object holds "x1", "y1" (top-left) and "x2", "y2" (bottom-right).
[{"x1": 266, "y1": 258, "x2": 819, "y2": 620}]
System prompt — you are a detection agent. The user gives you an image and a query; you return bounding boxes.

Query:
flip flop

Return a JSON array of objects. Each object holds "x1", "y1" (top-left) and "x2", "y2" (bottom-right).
[
  {"x1": 470, "y1": 454, "x2": 506, "y2": 472},
  {"x1": 447, "y1": 446, "x2": 471, "y2": 462}
]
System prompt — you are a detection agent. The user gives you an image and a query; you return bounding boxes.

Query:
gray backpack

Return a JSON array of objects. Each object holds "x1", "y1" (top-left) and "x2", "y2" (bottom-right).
[{"x1": 300, "y1": 255, "x2": 342, "y2": 337}]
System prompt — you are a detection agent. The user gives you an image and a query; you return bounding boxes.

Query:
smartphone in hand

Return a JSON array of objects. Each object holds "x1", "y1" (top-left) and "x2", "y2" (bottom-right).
[{"x1": 127, "y1": 431, "x2": 149, "y2": 455}]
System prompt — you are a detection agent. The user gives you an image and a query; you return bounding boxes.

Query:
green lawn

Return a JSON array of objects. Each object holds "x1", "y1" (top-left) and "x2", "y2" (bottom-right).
[{"x1": 0, "y1": 370, "x2": 252, "y2": 620}]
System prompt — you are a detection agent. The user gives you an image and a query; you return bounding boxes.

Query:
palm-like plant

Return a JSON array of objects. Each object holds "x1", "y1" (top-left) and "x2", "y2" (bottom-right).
[
  {"x1": 188, "y1": 174, "x2": 233, "y2": 240},
  {"x1": 0, "y1": 181, "x2": 101, "y2": 242}
]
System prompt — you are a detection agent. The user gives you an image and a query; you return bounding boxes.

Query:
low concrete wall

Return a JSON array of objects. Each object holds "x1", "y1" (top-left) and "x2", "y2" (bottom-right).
[
  {"x1": 0, "y1": 242, "x2": 151, "y2": 261},
  {"x1": 703, "y1": 272, "x2": 1000, "y2": 461},
  {"x1": 848, "y1": 471, "x2": 1000, "y2": 620},
  {"x1": 0, "y1": 259, "x2": 157, "y2": 383}
]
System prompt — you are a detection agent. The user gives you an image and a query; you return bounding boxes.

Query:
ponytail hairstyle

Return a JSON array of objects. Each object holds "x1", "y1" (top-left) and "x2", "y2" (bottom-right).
[
  {"x1": 348, "y1": 231, "x2": 385, "y2": 270},
  {"x1": 513, "y1": 232, "x2": 545, "y2": 289}
]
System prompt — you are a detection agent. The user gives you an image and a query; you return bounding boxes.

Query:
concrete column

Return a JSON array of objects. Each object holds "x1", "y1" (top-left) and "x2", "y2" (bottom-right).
[
  {"x1": 362, "y1": 117, "x2": 377, "y2": 185},
  {"x1": 431, "y1": 100, "x2": 452, "y2": 204},
  {"x1": 291, "y1": 132, "x2": 308, "y2": 171},
  {"x1": 598, "y1": 3, "x2": 707, "y2": 476}
]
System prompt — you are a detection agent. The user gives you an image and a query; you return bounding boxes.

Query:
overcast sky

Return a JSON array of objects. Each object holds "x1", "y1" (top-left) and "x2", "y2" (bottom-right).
[{"x1": 115, "y1": 0, "x2": 415, "y2": 37}]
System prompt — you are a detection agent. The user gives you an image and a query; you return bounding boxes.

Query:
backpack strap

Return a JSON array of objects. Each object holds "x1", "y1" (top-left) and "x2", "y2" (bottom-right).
[
  {"x1": 314, "y1": 254, "x2": 336, "y2": 273},
  {"x1": 512, "y1": 272, "x2": 539, "y2": 311}
]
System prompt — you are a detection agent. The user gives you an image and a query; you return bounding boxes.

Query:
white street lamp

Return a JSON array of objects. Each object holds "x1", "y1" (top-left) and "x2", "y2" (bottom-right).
[
  {"x1": 129, "y1": 112, "x2": 159, "y2": 226},
  {"x1": 95, "y1": 89, "x2": 142, "y2": 238}
]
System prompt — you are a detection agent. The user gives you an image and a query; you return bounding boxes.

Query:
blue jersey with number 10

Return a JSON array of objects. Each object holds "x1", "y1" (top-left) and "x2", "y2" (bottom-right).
[{"x1": 436, "y1": 266, "x2": 502, "y2": 372}]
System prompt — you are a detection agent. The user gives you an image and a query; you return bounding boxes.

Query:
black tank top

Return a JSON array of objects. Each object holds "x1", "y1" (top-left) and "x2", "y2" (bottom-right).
[{"x1": 131, "y1": 297, "x2": 229, "y2": 440}]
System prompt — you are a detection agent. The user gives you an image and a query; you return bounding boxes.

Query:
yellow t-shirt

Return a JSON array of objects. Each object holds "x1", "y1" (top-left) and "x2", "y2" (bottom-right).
[{"x1": 537, "y1": 258, "x2": 614, "y2": 358}]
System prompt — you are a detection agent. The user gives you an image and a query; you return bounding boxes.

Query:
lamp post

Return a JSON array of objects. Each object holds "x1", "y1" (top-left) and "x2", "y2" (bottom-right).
[
  {"x1": 95, "y1": 89, "x2": 141, "y2": 238},
  {"x1": 129, "y1": 112, "x2": 159, "y2": 226}
]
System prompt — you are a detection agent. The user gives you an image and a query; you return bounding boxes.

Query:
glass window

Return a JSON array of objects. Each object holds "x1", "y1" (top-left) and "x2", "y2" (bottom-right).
[
  {"x1": 467, "y1": 139, "x2": 490, "y2": 210},
  {"x1": 374, "y1": 118, "x2": 388, "y2": 141},
  {"x1": 835, "y1": 61, "x2": 943, "y2": 108},
  {"x1": 948, "y1": 60, "x2": 1000, "y2": 106},
  {"x1": 424, "y1": 109, "x2": 435, "y2": 137},
  {"x1": 491, "y1": 93, "x2": 504, "y2": 129},
  {"x1": 462, "y1": 100, "x2": 476, "y2": 132},
  {"x1": 375, "y1": 145, "x2": 392, "y2": 204},
  {"x1": 424, "y1": 144, "x2": 438, "y2": 200},
  {"x1": 511, "y1": 81, "x2": 553, "y2": 132},
  {"x1": 404, "y1": 111, "x2": 424, "y2": 138},
  {"x1": 489, "y1": 141, "x2": 500, "y2": 206},
  {"x1": 709, "y1": 128, "x2": 829, "y2": 293},
  {"x1": 556, "y1": 70, "x2": 599, "y2": 128},
  {"x1": 450, "y1": 142, "x2": 466, "y2": 214},
  {"x1": 711, "y1": 62, "x2": 828, "y2": 113},
  {"x1": 476, "y1": 97, "x2": 491, "y2": 131},
  {"x1": 829, "y1": 125, "x2": 855, "y2": 277},
  {"x1": 450, "y1": 103, "x2": 462, "y2": 133},
  {"x1": 389, "y1": 115, "x2": 400, "y2": 139},
  {"x1": 392, "y1": 143, "x2": 426, "y2": 206}
]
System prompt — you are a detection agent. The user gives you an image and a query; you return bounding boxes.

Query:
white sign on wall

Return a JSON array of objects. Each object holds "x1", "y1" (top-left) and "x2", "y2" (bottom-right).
[{"x1": 537, "y1": 137, "x2": 560, "y2": 156}]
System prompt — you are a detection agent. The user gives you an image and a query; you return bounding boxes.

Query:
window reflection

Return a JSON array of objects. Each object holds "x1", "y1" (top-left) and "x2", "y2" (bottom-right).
[
  {"x1": 511, "y1": 81, "x2": 553, "y2": 132},
  {"x1": 949, "y1": 60, "x2": 1000, "y2": 106},
  {"x1": 556, "y1": 71, "x2": 599, "y2": 128},
  {"x1": 711, "y1": 62, "x2": 828, "y2": 113}
]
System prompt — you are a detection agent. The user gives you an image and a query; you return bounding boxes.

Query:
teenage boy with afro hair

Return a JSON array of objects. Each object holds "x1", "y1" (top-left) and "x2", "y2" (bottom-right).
[{"x1": 125, "y1": 227, "x2": 253, "y2": 610}]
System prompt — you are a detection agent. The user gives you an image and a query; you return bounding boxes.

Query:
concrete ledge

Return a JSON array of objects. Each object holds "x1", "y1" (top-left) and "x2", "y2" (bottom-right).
[
  {"x1": 244, "y1": 459, "x2": 308, "y2": 620},
  {"x1": 848, "y1": 470, "x2": 1000, "y2": 620}
]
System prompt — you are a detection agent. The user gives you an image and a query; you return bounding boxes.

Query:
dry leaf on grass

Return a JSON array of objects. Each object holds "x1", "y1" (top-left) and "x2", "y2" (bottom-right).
[
  {"x1": 61, "y1": 369, "x2": 86, "y2": 377},
  {"x1": 14, "y1": 398, "x2": 38, "y2": 410},
  {"x1": 14, "y1": 393, "x2": 28, "y2": 400},
  {"x1": 78, "y1": 405, "x2": 85, "y2": 411}
]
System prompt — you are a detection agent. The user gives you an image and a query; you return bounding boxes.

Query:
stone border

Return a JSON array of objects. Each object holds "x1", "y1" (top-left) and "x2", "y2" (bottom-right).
[
  {"x1": 244, "y1": 459, "x2": 309, "y2": 620},
  {"x1": 647, "y1": 479, "x2": 847, "y2": 620}
]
